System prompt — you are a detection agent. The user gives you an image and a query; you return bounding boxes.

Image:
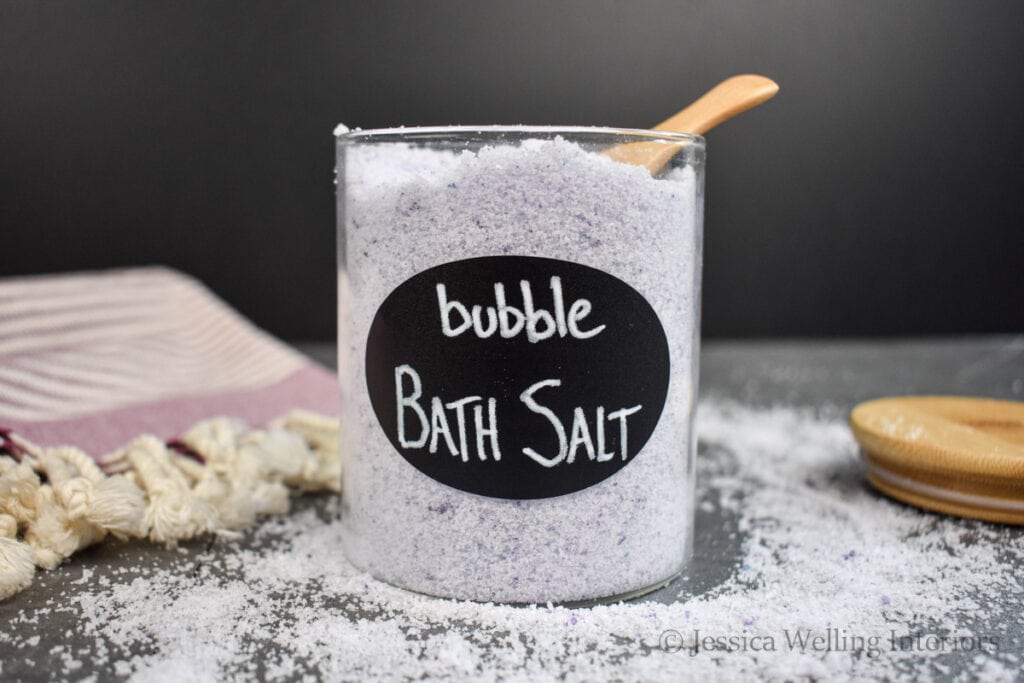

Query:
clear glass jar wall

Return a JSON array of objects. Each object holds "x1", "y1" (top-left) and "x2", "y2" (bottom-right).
[{"x1": 336, "y1": 127, "x2": 704, "y2": 603}]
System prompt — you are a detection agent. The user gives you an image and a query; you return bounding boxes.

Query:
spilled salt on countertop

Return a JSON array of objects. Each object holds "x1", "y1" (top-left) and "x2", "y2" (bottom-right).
[{"x1": 2, "y1": 399, "x2": 1022, "y2": 681}]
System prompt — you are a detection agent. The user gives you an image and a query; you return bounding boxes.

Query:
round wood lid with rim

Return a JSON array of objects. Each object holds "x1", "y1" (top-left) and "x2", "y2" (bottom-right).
[{"x1": 850, "y1": 396, "x2": 1024, "y2": 525}]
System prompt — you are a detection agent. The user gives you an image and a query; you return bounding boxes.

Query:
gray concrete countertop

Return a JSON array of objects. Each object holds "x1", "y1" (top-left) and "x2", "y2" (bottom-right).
[{"x1": 2, "y1": 336, "x2": 1022, "y2": 681}]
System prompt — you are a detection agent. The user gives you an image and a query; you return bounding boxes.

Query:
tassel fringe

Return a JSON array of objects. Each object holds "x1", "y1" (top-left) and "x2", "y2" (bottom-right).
[{"x1": 0, "y1": 410, "x2": 339, "y2": 601}]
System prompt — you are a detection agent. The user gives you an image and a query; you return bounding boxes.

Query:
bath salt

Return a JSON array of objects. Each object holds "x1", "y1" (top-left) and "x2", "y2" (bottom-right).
[
  {"x1": 337, "y1": 133, "x2": 703, "y2": 603},
  {"x1": 1, "y1": 400, "x2": 1021, "y2": 681}
]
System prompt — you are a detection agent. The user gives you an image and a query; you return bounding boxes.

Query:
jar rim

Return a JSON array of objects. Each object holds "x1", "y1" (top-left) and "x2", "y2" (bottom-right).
[{"x1": 334, "y1": 124, "x2": 705, "y2": 146}]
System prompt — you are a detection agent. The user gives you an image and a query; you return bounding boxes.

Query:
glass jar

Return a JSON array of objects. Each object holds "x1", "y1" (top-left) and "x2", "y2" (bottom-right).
[{"x1": 335, "y1": 126, "x2": 704, "y2": 604}]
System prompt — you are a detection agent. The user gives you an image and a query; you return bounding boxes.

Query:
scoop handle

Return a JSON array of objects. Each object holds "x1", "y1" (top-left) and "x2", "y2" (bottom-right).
[
  {"x1": 653, "y1": 74, "x2": 778, "y2": 136},
  {"x1": 605, "y1": 74, "x2": 779, "y2": 174}
]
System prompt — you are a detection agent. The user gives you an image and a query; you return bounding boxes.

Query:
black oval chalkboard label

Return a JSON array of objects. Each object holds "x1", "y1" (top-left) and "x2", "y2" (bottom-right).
[{"x1": 365, "y1": 255, "x2": 671, "y2": 499}]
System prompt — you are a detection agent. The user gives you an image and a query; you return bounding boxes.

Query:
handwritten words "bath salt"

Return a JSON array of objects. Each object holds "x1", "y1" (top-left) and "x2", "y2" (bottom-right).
[
  {"x1": 364, "y1": 255, "x2": 671, "y2": 498},
  {"x1": 394, "y1": 365, "x2": 641, "y2": 468}
]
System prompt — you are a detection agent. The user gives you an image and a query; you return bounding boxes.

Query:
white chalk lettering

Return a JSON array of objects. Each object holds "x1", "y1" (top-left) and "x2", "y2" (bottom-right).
[
  {"x1": 519, "y1": 379, "x2": 568, "y2": 467},
  {"x1": 473, "y1": 398, "x2": 501, "y2": 461},
  {"x1": 520, "y1": 280, "x2": 557, "y2": 342},
  {"x1": 395, "y1": 364, "x2": 429, "y2": 448},
  {"x1": 437, "y1": 284, "x2": 472, "y2": 337},
  {"x1": 567, "y1": 298, "x2": 605, "y2": 339},
  {"x1": 445, "y1": 395, "x2": 481, "y2": 461},
  {"x1": 394, "y1": 364, "x2": 500, "y2": 461},
  {"x1": 470, "y1": 305, "x2": 498, "y2": 337},
  {"x1": 495, "y1": 283, "x2": 525, "y2": 338},
  {"x1": 428, "y1": 396, "x2": 459, "y2": 458},
  {"x1": 519, "y1": 380, "x2": 642, "y2": 466},
  {"x1": 396, "y1": 366, "x2": 642, "y2": 468},
  {"x1": 607, "y1": 405, "x2": 642, "y2": 460},
  {"x1": 595, "y1": 406, "x2": 616, "y2": 462},
  {"x1": 567, "y1": 406, "x2": 596, "y2": 463},
  {"x1": 551, "y1": 276, "x2": 568, "y2": 337},
  {"x1": 437, "y1": 277, "x2": 604, "y2": 342}
]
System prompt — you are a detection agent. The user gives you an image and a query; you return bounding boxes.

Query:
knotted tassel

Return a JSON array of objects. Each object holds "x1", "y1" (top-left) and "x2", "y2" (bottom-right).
[
  {"x1": 125, "y1": 436, "x2": 220, "y2": 545},
  {"x1": 269, "y1": 411, "x2": 341, "y2": 491},
  {"x1": 0, "y1": 457, "x2": 42, "y2": 524},
  {"x1": 39, "y1": 447, "x2": 148, "y2": 539},
  {"x1": 182, "y1": 418, "x2": 290, "y2": 529},
  {"x1": 0, "y1": 515, "x2": 34, "y2": 600},
  {"x1": 0, "y1": 409, "x2": 339, "y2": 602},
  {"x1": 23, "y1": 485, "x2": 106, "y2": 570}
]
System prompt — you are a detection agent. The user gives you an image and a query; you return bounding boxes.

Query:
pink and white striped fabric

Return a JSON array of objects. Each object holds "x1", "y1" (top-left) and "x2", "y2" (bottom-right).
[{"x1": 0, "y1": 267, "x2": 339, "y2": 458}]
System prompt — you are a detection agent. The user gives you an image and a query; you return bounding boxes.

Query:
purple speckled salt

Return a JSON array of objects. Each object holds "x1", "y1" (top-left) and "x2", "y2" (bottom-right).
[{"x1": 335, "y1": 130, "x2": 702, "y2": 603}]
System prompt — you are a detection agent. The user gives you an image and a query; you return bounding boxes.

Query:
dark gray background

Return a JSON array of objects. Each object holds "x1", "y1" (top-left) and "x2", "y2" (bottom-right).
[{"x1": 2, "y1": 1, "x2": 1022, "y2": 339}]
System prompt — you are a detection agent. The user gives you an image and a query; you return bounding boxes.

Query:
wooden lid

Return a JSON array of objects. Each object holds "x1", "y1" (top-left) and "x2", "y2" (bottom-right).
[{"x1": 850, "y1": 396, "x2": 1024, "y2": 525}]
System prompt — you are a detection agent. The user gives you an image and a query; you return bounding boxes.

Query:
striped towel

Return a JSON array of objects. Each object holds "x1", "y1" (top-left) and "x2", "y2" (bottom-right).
[{"x1": 0, "y1": 267, "x2": 339, "y2": 459}]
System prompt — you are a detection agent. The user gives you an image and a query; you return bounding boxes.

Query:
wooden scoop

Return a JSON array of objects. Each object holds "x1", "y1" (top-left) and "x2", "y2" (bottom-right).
[{"x1": 606, "y1": 74, "x2": 779, "y2": 173}]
